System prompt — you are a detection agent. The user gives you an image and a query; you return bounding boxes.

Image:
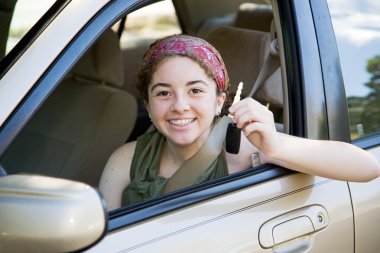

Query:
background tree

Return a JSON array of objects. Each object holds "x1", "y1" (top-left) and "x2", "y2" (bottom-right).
[{"x1": 362, "y1": 55, "x2": 380, "y2": 134}]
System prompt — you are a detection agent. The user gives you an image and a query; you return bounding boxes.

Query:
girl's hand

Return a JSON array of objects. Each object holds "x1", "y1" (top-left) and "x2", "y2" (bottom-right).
[{"x1": 228, "y1": 98, "x2": 279, "y2": 158}]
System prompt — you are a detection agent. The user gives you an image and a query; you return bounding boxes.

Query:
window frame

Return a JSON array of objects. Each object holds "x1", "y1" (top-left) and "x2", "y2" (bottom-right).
[
  {"x1": 309, "y1": 0, "x2": 350, "y2": 142},
  {"x1": 0, "y1": 0, "x2": 321, "y2": 233}
]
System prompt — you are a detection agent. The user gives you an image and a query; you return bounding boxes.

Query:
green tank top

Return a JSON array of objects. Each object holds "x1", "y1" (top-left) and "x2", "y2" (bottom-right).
[{"x1": 122, "y1": 130, "x2": 228, "y2": 206}]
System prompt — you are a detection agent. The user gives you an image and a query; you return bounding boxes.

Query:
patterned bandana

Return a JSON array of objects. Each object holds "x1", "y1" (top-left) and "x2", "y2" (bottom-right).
[{"x1": 143, "y1": 35, "x2": 229, "y2": 92}]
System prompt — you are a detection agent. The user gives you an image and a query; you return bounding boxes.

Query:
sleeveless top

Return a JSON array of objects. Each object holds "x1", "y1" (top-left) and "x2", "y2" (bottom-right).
[{"x1": 122, "y1": 130, "x2": 228, "y2": 206}]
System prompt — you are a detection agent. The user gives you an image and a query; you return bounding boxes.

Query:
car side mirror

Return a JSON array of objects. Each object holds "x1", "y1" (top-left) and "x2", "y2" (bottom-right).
[{"x1": 0, "y1": 174, "x2": 107, "y2": 252}]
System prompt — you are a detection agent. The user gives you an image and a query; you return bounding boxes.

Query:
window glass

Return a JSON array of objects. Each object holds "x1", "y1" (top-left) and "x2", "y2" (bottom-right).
[
  {"x1": 0, "y1": 0, "x2": 54, "y2": 60},
  {"x1": 327, "y1": 0, "x2": 380, "y2": 140}
]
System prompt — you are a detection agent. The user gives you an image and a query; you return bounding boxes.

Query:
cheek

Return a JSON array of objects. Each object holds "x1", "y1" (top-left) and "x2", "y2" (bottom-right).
[
  {"x1": 196, "y1": 97, "x2": 220, "y2": 117},
  {"x1": 147, "y1": 100, "x2": 169, "y2": 119}
]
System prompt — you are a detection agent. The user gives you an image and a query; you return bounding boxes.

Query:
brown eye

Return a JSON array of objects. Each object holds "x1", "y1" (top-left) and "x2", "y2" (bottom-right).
[
  {"x1": 190, "y1": 88, "x2": 203, "y2": 94},
  {"x1": 156, "y1": 91, "x2": 171, "y2": 97}
]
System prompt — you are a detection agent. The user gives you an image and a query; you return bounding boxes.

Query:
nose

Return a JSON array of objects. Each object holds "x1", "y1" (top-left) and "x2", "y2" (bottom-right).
[{"x1": 171, "y1": 94, "x2": 190, "y2": 112}]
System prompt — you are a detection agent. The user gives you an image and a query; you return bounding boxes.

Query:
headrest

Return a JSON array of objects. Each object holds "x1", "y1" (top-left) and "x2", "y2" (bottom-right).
[
  {"x1": 234, "y1": 3, "x2": 273, "y2": 32},
  {"x1": 196, "y1": 14, "x2": 235, "y2": 38},
  {"x1": 70, "y1": 29, "x2": 124, "y2": 88},
  {"x1": 206, "y1": 26, "x2": 271, "y2": 97},
  {"x1": 255, "y1": 68, "x2": 283, "y2": 108}
]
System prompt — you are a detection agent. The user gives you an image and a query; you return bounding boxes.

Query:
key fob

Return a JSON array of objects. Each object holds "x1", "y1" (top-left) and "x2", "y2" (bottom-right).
[{"x1": 226, "y1": 123, "x2": 241, "y2": 154}]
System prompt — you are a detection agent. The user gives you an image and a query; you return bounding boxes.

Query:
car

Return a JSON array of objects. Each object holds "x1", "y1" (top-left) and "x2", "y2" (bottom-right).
[{"x1": 0, "y1": 0, "x2": 380, "y2": 252}]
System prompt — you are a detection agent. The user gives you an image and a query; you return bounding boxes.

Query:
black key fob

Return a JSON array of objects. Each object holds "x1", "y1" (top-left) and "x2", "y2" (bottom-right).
[{"x1": 226, "y1": 123, "x2": 241, "y2": 154}]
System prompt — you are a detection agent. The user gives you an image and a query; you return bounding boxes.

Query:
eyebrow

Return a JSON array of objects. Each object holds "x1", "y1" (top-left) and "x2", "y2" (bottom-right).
[
  {"x1": 188, "y1": 80, "x2": 209, "y2": 87},
  {"x1": 150, "y1": 83, "x2": 171, "y2": 93},
  {"x1": 150, "y1": 80, "x2": 209, "y2": 92}
]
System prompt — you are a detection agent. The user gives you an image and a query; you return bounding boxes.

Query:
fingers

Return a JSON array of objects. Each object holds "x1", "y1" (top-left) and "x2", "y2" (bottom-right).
[
  {"x1": 242, "y1": 121, "x2": 269, "y2": 137},
  {"x1": 229, "y1": 98, "x2": 274, "y2": 129},
  {"x1": 229, "y1": 98, "x2": 280, "y2": 156},
  {"x1": 229, "y1": 97, "x2": 261, "y2": 113}
]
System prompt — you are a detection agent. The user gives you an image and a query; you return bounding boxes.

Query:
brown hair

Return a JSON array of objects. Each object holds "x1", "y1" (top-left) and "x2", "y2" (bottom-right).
[{"x1": 137, "y1": 35, "x2": 230, "y2": 103}]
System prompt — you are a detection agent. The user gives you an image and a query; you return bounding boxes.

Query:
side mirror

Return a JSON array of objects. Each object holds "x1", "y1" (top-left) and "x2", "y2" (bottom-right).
[{"x1": 0, "y1": 174, "x2": 107, "y2": 252}]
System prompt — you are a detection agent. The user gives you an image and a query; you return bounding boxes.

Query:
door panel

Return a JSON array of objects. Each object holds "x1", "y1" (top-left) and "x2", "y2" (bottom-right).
[
  {"x1": 87, "y1": 174, "x2": 353, "y2": 252},
  {"x1": 349, "y1": 145, "x2": 380, "y2": 253},
  {"x1": 259, "y1": 205, "x2": 329, "y2": 249}
]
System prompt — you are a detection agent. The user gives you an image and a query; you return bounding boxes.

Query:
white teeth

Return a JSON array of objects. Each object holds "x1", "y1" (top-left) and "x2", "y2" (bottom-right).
[{"x1": 169, "y1": 118, "x2": 194, "y2": 126}]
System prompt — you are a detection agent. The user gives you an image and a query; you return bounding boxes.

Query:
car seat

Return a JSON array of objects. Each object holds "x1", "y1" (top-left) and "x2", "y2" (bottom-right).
[
  {"x1": 205, "y1": 26, "x2": 271, "y2": 96},
  {"x1": 196, "y1": 2, "x2": 273, "y2": 38},
  {"x1": 205, "y1": 25, "x2": 283, "y2": 124},
  {"x1": 233, "y1": 3, "x2": 273, "y2": 32},
  {"x1": 1, "y1": 29, "x2": 138, "y2": 187}
]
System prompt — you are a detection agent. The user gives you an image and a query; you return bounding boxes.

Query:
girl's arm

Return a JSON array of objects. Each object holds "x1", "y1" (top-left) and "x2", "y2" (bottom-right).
[
  {"x1": 265, "y1": 133, "x2": 380, "y2": 182},
  {"x1": 229, "y1": 98, "x2": 380, "y2": 182},
  {"x1": 99, "y1": 141, "x2": 136, "y2": 211}
]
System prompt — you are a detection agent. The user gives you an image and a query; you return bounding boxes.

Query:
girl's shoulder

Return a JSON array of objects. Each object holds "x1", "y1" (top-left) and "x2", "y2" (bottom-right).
[
  {"x1": 99, "y1": 141, "x2": 138, "y2": 211},
  {"x1": 112, "y1": 141, "x2": 137, "y2": 161},
  {"x1": 102, "y1": 141, "x2": 137, "y2": 184}
]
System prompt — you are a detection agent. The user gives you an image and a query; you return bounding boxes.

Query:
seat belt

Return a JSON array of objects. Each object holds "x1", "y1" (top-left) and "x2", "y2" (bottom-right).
[
  {"x1": 163, "y1": 39, "x2": 280, "y2": 194},
  {"x1": 163, "y1": 116, "x2": 232, "y2": 193},
  {"x1": 248, "y1": 39, "x2": 280, "y2": 98}
]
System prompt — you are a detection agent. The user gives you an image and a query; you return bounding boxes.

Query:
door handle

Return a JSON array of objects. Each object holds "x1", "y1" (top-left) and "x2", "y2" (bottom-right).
[{"x1": 259, "y1": 205, "x2": 329, "y2": 248}]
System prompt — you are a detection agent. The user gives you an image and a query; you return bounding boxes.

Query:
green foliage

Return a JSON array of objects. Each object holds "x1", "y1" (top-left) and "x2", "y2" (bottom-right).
[
  {"x1": 365, "y1": 55, "x2": 380, "y2": 90},
  {"x1": 349, "y1": 54, "x2": 380, "y2": 139}
]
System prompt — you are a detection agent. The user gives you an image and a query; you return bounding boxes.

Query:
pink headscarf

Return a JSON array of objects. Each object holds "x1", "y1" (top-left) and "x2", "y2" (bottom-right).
[{"x1": 143, "y1": 35, "x2": 229, "y2": 92}]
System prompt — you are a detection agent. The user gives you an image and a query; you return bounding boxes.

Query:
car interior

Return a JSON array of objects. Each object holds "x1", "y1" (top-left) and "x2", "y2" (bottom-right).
[
  {"x1": 1, "y1": 28, "x2": 138, "y2": 186},
  {"x1": 1, "y1": 0, "x2": 284, "y2": 193}
]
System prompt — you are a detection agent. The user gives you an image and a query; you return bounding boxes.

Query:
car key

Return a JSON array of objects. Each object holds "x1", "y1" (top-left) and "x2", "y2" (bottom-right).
[{"x1": 226, "y1": 82, "x2": 243, "y2": 154}]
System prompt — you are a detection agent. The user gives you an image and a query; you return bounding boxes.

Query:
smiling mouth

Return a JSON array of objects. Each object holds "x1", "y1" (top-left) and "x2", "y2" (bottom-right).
[{"x1": 169, "y1": 118, "x2": 196, "y2": 126}]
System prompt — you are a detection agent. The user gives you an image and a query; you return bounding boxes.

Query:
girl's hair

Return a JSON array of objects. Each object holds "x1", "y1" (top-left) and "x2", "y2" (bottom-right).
[{"x1": 137, "y1": 34, "x2": 230, "y2": 103}]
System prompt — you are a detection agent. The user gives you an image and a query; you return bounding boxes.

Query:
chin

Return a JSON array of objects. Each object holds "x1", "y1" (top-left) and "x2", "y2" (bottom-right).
[
  {"x1": 170, "y1": 136, "x2": 197, "y2": 147},
  {"x1": 160, "y1": 126, "x2": 210, "y2": 147}
]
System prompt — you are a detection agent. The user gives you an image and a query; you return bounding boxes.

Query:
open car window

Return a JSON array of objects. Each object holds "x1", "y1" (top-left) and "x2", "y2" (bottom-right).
[
  {"x1": 115, "y1": 1, "x2": 181, "y2": 119},
  {"x1": 0, "y1": 0, "x2": 286, "y2": 211}
]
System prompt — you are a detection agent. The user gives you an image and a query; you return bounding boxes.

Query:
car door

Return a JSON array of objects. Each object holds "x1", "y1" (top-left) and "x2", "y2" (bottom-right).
[
  {"x1": 88, "y1": 175, "x2": 352, "y2": 253},
  {"x1": 84, "y1": 0, "x2": 355, "y2": 252}
]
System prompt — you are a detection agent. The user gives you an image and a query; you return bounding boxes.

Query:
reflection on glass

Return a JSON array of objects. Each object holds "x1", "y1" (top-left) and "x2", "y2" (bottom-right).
[{"x1": 327, "y1": 0, "x2": 380, "y2": 139}]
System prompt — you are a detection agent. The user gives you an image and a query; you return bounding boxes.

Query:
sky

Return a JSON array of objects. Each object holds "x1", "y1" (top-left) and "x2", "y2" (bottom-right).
[{"x1": 327, "y1": 0, "x2": 380, "y2": 97}]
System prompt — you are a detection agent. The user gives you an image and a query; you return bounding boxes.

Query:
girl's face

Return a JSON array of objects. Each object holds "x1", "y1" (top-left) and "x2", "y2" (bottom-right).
[{"x1": 147, "y1": 56, "x2": 226, "y2": 148}]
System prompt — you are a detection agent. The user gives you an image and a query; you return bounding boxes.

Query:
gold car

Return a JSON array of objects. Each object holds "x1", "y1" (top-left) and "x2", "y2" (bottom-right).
[{"x1": 0, "y1": 0, "x2": 379, "y2": 252}]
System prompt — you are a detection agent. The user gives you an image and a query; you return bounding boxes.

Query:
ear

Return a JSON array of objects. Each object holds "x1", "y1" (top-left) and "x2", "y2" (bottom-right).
[
  {"x1": 216, "y1": 92, "x2": 226, "y2": 113},
  {"x1": 144, "y1": 101, "x2": 151, "y2": 118}
]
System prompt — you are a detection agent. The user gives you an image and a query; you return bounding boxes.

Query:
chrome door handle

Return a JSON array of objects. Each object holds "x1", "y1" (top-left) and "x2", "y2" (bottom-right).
[{"x1": 259, "y1": 205, "x2": 329, "y2": 248}]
